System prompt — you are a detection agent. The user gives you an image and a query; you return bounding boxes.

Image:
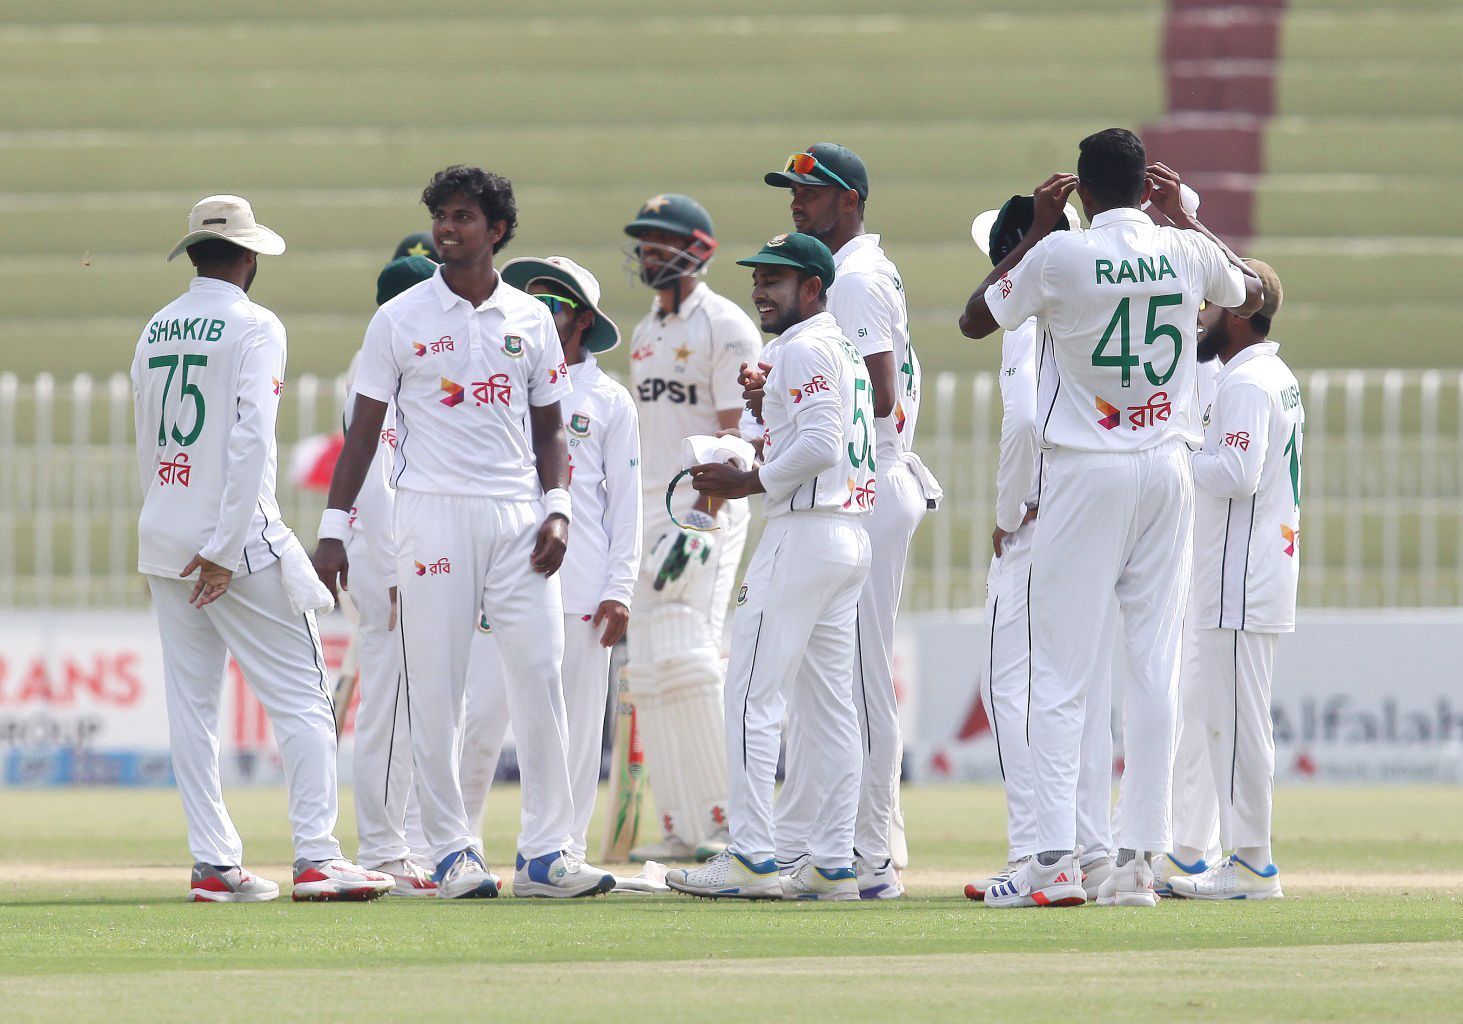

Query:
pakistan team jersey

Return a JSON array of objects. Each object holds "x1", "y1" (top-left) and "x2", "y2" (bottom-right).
[
  {"x1": 985, "y1": 208, "x2": 1246, "y2": 454},
  {"x1": 353, "y1": 268, "x2": 571, "y2": 501},
  {"x1": 756, "y1": 312, "x2": 876, "y2": 520},
  {"x1": 628, "y1": 282, "x2": 761, "y2": 513},
  {"x1": 1190, "y1": 342, "x2": 1304, "y2": 632},
  {"x1": 829, "y1": 233, "x2": 922, "y2": 461},
  {"x1": 131, "y1": 277, "x2": 293, "y2": 577}
]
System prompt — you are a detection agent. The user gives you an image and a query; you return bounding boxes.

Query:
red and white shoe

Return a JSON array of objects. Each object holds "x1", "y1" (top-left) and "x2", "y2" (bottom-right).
[
  {"x1": 189, "y1": 863, "x2": 280, "y2": 903},
  {"x1": 367, "y1": 858, "x2": 439, "y2": 897},
  {"x1": 291, "y1": 858, "x2": 393, "y2": 902},
  {"x1": 984, "y1": 853, "x2": 1086, "y2": 908}
]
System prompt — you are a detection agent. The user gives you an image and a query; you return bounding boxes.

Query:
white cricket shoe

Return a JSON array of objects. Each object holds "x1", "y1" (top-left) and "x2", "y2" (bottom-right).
[
  {"x1": 367, "y1": 857, "x2": 439, "y2": 898},
  {"x1": 964, "y1": 859, "x2": 1024, "y2": 902},
  {"x1": 189, "y1": 863, "x2": 280, "y2": 903},
  {"x1": 1081, "y1": 855, "x2": 1113, "y2": 901},
  {"x1": 665, "y1": 851, "x2": 782, "y2": 900},
  {"x1": 629, "y1": 834, "x2": 697, "y2": 863},
  {"x1": 854, "y1": 856, "x2": 904, "y2": 900},
  {"x1": 984, "y1": 853, "x2": 1086, "y2": 908},
  {"x1": 1153, "y1": 853, "x2": 1210, "y2": 897},
  {"x1": 291, "y1": 858, "x2": 394, "y2": 902},
  {"x1": 782, "y1": 861, "x2": 860, "y2": 901},
  {"x1": 1169, "y1": 856, "x2": 1284, "y2": 900},
  {"x1": 778, "y1": 853, "x2": 810, "y2": 884},
  {"x1": 432, "y1": 848, "x2": 502, "y2": 899},
  {"x1": 513, "y1": 851, "x2": 616, "y2": 898},
  {"x1": 1096, "y1": 854, "x2": 1158, "y2": 908}
]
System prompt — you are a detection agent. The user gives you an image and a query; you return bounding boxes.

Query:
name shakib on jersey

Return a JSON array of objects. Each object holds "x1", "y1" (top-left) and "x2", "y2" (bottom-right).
[
  {"x1": 1094, "y1": 257, "x2": 1177, "y2": 285},
  {"x1": 146, "y1": 318, "x2": 226, "y2": 343}
]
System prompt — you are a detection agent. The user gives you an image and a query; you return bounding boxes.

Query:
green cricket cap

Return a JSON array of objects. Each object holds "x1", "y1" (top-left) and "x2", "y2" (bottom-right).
[
  {"x1": 735, "y1": 232, "x2": 836, "y2": 290},
  {"x1": 376, "y1": 255, "x2": 438, "y2": 306},
  {"x1": 623, "y1": 193, "x2": 715, "y2": 241},
  {"x1": 764, "y1": 143, "x2": 870, "y2": 200},
  {"x1": 393, "y1": 231, "x2": 440, "y2": 263}
]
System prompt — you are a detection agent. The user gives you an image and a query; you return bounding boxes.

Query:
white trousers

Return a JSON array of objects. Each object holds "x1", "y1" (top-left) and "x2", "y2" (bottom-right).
[
  {"x1": 1028, "y1": 441, "x2": 1194, "y2": 854},
  {"x1": 1184, "y1": 626, "x2": 1279, "y2": 850},
  {"x1": 460, "y1": 614, "x2": 611, "y2": 861},
  {"x1": 147, "y1": 561, "x2": 342, "y2": 866},
  {"x1": 345, "y1": 529, "x2": 427, "y2": 866},
  {"x1": 775, "y1": 459, "x2": 925, "y2": 863},
  {"x1": 1170, "y1": 616, "x2": 1222, "y2": 858},
  {"x1": 980, "y1": 523, "x2": 1115, "y2": 862},
  {"x1": 393, "y1": 490, "x2": 575, "y2": 863},
  {"x1": 727, "y1": 513, "x2": 872, "y2": 869}
]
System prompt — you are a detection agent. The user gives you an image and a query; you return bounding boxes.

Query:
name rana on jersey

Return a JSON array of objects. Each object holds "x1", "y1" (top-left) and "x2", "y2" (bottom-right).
[
  {"x1": 637, "y1": 378, "x2": 699, "y2": 404},
  {"x1": 1095, "y1": 257, "x2": 1177, "y2": 285},
  {"x1": 147, "y1": 318, "x2": 226, "y2": 344}
]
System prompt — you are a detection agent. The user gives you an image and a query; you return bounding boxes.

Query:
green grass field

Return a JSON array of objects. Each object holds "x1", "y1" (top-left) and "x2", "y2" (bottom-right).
[{"x1": 1, "y1": 783, "x2": 1460, "y2": 1023}]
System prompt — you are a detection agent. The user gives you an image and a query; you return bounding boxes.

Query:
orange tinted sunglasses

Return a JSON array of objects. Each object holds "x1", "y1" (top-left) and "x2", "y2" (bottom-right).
[{"x1": 785, "y1": 152, "x2": 854, "y2": 193}]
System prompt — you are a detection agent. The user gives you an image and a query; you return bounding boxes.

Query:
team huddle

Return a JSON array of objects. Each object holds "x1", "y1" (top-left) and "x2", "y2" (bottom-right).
[{"x1": 130, "y1": 127, "x2": 1300, "y2": 906}]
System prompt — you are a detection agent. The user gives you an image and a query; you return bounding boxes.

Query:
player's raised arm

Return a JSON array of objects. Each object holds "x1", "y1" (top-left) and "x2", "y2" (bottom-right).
[
  {"x1": 959, "y1": 173, "x2": 1076, "y2": 339},
  {"x1": 1147, "y1": 162, "x2": 1263, "y2": 316}
]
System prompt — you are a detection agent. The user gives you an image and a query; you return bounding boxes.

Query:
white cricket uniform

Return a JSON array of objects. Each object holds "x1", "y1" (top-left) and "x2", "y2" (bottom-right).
[
  {"x1": 626, "y1": 282, "x2": 762, "y2": 846},
  {"x1": 1179, "y1": 342, "x2": 1302, "y2": 851},
  {"x1": 979, "y1": 317, "x2": 1114, "y2": 863},
  {"x1": 339, "y1": 357, "x2": 427, "y2": 866},
  {"x1": 132, "y1": 277, "x2": 342, "y2": 867},
  {"x1": 775, "y1": 234, "x2": 940, "y2": 866},
  {"x1": 353, "y1": 267, "x2": 577, "y2": 864},
  {"x1": 985, "y1": 208, "x2": 1247, "y2": 854},
  {"x1": 728, "y1": 312, "x2": 874, "y2": 869},
  {"x1": 461, "y1": 354, "x2": 642, "y2": 859}
]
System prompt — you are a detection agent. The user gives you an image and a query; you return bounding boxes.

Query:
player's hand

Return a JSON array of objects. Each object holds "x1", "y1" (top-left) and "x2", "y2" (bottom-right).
[
  {"x1": 387, "y1": 586, "x2": 398, "y2": 632},
  {"x1": 739, "y1": 361, "x2": 772, "y2": 423},
  {"x1": 312, "y1": 538, "x2": 349, "y2": 602},
  {"x1": 592, "y1": 600, "x2": 630, "y2": 647},
  {"x1": 690, "y1": 461, "x2": 760, "y2": 499},
  {"x1": 532, "y1": 515, "x2": 569, "y2": 576},
  {"x1": 181, "y1": 554, "x2": 233, "y2": 608},
  {"x1": 1146, "y1": 162, "x2": 1188, "y2": 223},
  {"x1": 1032, "y1": 173, "x2": 1079, "y2": 234},
  {"x1": 992, "y1": 527, "x2": 1011, "y2": 558}
]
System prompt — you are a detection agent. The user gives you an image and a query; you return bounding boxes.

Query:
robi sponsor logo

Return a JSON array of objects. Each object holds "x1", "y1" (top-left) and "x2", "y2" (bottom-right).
[
  {"x1": 471, "y1": 375, "x2": 513, "y2": 406},
  {"x1": 1281, "y1": 523, "x2": 1299, "y2": 557},
  {"x1": 414, "y1": 558, "x2": 452, "y2": 576},
  {"x1": 1096, "y1": 396, "x2": 1120, "y2": 430},
  {"x1": 790, "y1": 375, "x2": 829, "y2": 404},
  {"x1": 439, "y1": 377, "x2": 465, "y2": 407}
]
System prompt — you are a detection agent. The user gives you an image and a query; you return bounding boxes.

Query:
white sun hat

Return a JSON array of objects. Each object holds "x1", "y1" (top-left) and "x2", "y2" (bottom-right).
[{"x1": 166, "y1": 194, "x2": 287, "y2": 262}]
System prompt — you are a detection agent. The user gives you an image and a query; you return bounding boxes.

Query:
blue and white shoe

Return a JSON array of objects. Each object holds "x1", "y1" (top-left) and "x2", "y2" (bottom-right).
[
  {"x1": 665, "y1": 851, "x2": 782, "y2": 900},
  {"x1": 1168, "y1": 856, "x2": 1284, "y2": 900},
  {"x1": 1153, "y1": 853, "x2": 1209, "y2": 897},
  {"x1": 433, "y1": 847, "x2": 501, "y2": 899},
  {"x1": 854, "y1": 856, "x2": 904, "y2": 900},
  {"x1": 512, "y1": 851, "x2": 615, "y2": 898},
  {"x1": 782, "y1": 860, "x2": 860, "y2": 901}
]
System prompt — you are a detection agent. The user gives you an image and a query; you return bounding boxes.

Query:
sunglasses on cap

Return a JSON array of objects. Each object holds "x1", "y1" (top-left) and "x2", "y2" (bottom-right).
[
  {"x1": 785, "y1": 152, "x2": 854, "y2": 193},
  {"x1": 533, "y1": 293, "x2": 581, "y2": 314}
]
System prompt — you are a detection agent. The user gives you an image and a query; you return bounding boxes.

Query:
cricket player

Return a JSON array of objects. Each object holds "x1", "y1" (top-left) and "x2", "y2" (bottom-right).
[
  {"x1": 763, "y1": 144, "x2": 941, "y2": 898},
  {"x1": 666, "y1": 232, "x2": 875, "y2": 901},
  {"x1": 313, "y1": 166, "x2": 615, "y2": 899},
  {"x1": 136, "y1": 195, "x2": 391, "y2": 903},
  {"x1": 1167, "y1": 259, "x2": 1298, "y2": 901},
  {"x1": 621, "y1": 194, "x2": 762, "y2": 862},
  {"x1": 961, "y1": 198, "x2": 1116, "y2": 903},
  {"x1": 959, "y1": 130, "x2": 1264, "y2": 908},
  {"x1": 343, "y1": 254, "x2": 439, "y2": 896},
  {"x1": 460, "y1": 256, "x2": 642, "y2": 862}
]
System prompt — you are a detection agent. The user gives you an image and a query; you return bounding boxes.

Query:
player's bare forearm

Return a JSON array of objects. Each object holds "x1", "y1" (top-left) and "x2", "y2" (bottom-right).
[
  {"x1": 960, "y1": 173, "x2": 1076, "y2": 339},
  {"x1": 530, "y1": 402, "x2": 570, "y2": 494},
  {"x1": 327, "y1": 395, "x2": 388, "y2": 512},
  {"x1": 864, "y1": 351, "x2": 897, "y2": 418},
  {"x1": 1169, "y1": 210, "x2": 1265, "y2": 316}
]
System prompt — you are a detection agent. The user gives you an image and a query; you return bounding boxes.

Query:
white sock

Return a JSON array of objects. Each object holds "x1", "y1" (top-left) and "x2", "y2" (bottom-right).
[
  {"x1": 1236, "y1": 845, "x2": 1273, "y2": 868},
  {"x1": 1173, "y1": 845, "x2": 1208, "y2": 867}
]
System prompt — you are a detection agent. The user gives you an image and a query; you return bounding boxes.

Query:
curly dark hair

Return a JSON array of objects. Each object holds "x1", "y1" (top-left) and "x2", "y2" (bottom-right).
[{"x1": 421, "y1": 165, "x2": 517, "y2": 254}]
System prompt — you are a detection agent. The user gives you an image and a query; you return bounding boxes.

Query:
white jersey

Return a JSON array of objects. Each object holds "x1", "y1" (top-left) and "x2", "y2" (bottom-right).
[
  {"x1": 559, "y1": 355, "x2": 643, "y2": 615},
  {"x1": 629, "y1": 282, "x2": 761, "y2": 515},
  {"x1": 756, "y1": 311, "x2": 875, "y2": 520},
  {"x1": 994, "y1": 318, "x2": 1041, "y2": 534},
  {"x1": 131, "y1": 277, "x2": 292, "y2": 576},
  {"x1": 342, "y1": 351, "x2": 400, "y2": 586},
  {"x1": 353, "y1": 268, "x2": 571, "y2": 500},
  {"x1": 1190, "y1": 342, "x2": 1303, "y2": 633},
  {"x1": 829, "y1": 233, "x2": 921, "y2": 461},
  {"x1": 985, "y1": 208, "x2": 1247, "y2": 453}
]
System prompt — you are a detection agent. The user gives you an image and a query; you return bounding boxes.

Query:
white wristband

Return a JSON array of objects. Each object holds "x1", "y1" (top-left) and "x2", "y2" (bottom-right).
[
  {"x1": 544, "y1": 487, "x2": 572, "y2": 523},
  {"x1": 317, "y1": 508, "x2": 352, "y2": 542}
]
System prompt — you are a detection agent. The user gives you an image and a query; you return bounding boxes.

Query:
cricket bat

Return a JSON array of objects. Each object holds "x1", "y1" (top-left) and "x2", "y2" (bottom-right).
[{"x1": 600, "y1": 668, "x2": 645, "y2": 862}]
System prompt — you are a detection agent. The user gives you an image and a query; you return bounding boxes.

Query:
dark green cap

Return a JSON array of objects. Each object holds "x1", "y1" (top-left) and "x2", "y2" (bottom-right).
[
  {"x1": 735, "y1": 232, "x2": 836, "y2": 290},
  {"x1": 623, "y1": 193, "x2": 715, "y2": 241},
  {"x1": 764, "y1": 143, "x2": 869, "y2": 200},
  {"x1": 393, "y1": 231, "x2": 440, "y2": 263},
  {"x1": 376, "y1": 255, "x2": 437, "y2": 306}
]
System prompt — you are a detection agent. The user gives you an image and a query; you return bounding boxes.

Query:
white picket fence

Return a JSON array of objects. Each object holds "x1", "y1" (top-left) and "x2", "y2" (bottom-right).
[{"x1": 1, "y1": 369, "x2": 1459, "y2": 610}]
